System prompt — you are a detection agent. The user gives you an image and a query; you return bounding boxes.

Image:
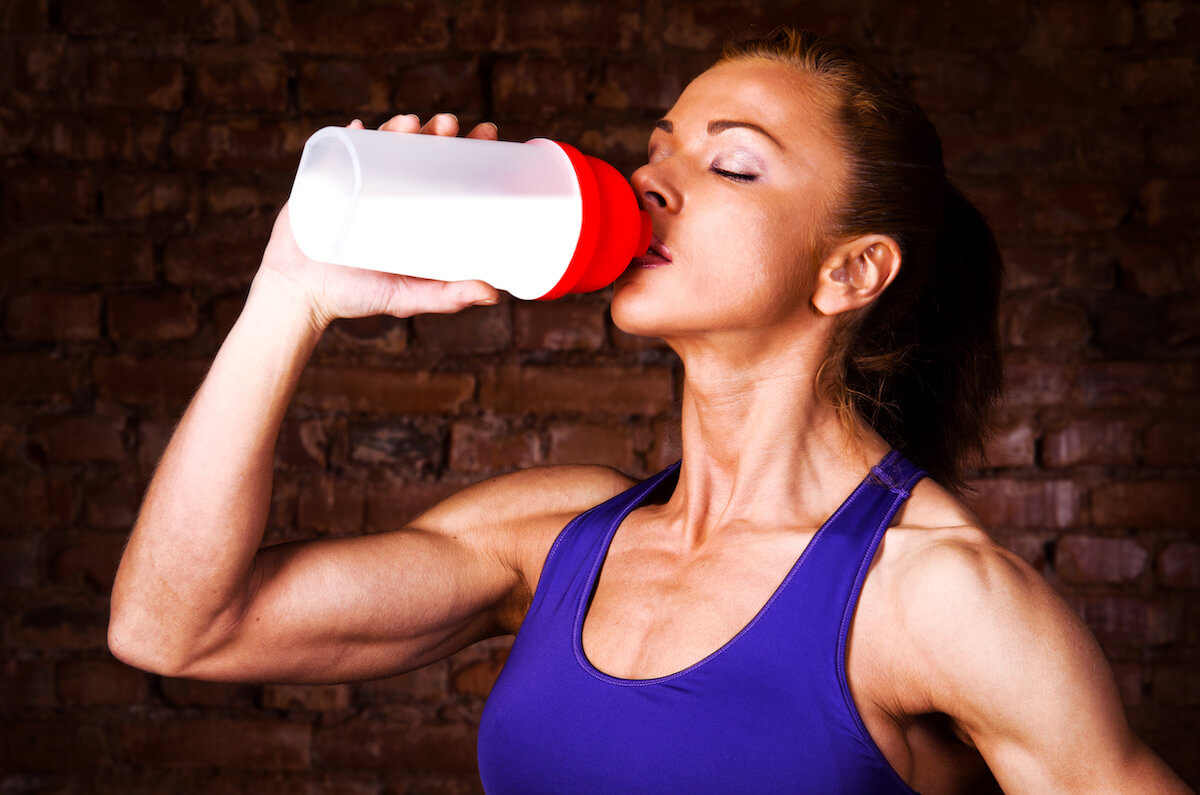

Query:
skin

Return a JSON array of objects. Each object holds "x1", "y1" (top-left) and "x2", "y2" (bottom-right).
[{"x1": 109, "y1": 65, "x2": 1191, "y2": 794}]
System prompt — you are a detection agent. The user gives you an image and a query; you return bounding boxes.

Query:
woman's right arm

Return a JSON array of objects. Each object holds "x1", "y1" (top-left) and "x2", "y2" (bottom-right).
[{"x1": 108, "y1": 115, "x2": 631, "y2": 683}]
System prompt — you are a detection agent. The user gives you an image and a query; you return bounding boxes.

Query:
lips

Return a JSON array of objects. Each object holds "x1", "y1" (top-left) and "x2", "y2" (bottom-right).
[{"x1": 631, "y1": 234, "x2": 672, "y2": 269}]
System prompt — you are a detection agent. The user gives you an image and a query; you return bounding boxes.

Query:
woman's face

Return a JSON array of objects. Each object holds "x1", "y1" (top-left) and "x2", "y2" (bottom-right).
[{"x1": 611, "y1": 58, "x2": 848, "y2": 343}]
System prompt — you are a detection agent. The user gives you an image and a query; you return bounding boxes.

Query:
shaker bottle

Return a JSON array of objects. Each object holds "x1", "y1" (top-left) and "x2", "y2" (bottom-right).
[{"x1": 287, "y1": 127, "x2": 653, "y2": 301}]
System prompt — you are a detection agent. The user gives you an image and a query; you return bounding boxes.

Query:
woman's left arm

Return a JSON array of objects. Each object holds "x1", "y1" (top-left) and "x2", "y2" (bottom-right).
[{"x1": 899, "y1": 536, "x2": 1192, "y2": 794}]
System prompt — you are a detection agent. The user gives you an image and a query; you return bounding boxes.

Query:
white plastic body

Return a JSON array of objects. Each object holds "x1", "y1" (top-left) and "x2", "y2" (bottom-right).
[{"x1": 287, "y1": 127, "x2": 584, "y2": 300}]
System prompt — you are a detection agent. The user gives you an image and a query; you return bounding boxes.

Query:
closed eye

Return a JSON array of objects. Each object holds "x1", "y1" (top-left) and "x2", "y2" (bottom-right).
[{"x1": 712, "y1": 166, "x2": 756, "y2": 183}]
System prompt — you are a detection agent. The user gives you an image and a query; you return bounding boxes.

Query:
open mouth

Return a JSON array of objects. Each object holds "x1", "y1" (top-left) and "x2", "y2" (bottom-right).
[{"x1": 631, "y1": 234, "x2": 672, "y2": 268}]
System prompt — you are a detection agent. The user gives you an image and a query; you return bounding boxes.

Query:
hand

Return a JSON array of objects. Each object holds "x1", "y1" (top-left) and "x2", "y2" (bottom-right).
[{"x1": 259, "y1": 114, "x2": 503, "y2": 330}]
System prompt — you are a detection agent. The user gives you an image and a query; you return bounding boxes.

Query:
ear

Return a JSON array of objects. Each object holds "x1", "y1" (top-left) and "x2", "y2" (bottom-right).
[{"x1": 811, "y1": 235, "x2": 902, "y2": 316}]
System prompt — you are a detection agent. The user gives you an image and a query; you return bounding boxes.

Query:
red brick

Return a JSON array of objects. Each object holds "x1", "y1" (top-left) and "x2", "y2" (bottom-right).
[
  {"x1": 1057, "y1": 535, "x2": 1148, "y2": 584},
  {"x1": 449, "y1": 419, "x2": 541, "y2": 474},
  {"x1": 1149, "y1": 111, "x2": 1200, "y2": 171},
  {"x1": 4, "y1": 231, "x2": 154, "y2": 284},
  {"x1": 1110, "y1": 661, "x2": 1144, "y2": 707},
  {"x1": 52, "y1": 533, "x2": 127, "y2": 591},
  {"x1": 0, "y1": 353, "x2": 75, "y2": 404},
  {"x1": 595, "y1": 55, "x2": 703, "y2": 113},
  {"x1": 1143, "y1": 0, "x2": 1200, "y2": 41},
  {"x1": 472, "y1": 0, "x2": 641, "y2": 50},
  {"x1": 354, "y1": 663, "x2": 450, "y2": 705},
  {"x1": 1118, "y1": 56, "x2": 1198, "y2": 106},
  {"x1": 194, "y1": 46, "x2": 287, "y2": 111},
  {"x1": 493, "y1": 56, "x2": 592, "y2": 117},
  {"x1": 278, "y1": 1, "x2": 450, "y2": 55},
  {"x1": 451, "y1": 650, "x2": 507, "y2": 698},
  {"x1": 1000, "y1": 361, "x2": 1071, "y2": 407},
  {"x1": 1144, "y1": 421, "x2": 1200, "y2": 467},
  {"x1": 276, "y1": 418, "x2": 332, "y2": 469},
  {"x1": 297, "y1": 476, "x2": 366, "y2": 534},
  {"x1": 998, "y1": 55, "x2": 1114, "y2": 113},
  {"x1": 547, "y1": 422, "x2": 635, "y2": 469},
  {"x1": 0, "y1": 476, "x2": 74, "y2": 531},
  {"x1": 346, "y1": 421, "x2": 442, "y2": 472},
  {"x1": 163, "y1": 223, "x2": 270, "y2": 291},
  {"x1": 1030, "y1": 181, "x2": 1127, "y2": 234},
  {"x1": 204, "y1": 174, "x2": 290, "y2": 217},
  {"x1": 136, "y1": 417, "x2": 176, "y2": 475},
  {"x1": 83, "y1": 475, "x2": 143, "y2": 531},
  {"x1": 866, "y1": 1, "x2": 1028, "y2": 51},
  {"x1": 1151, "y1": 664, "x2": 1200, "y2": 706},
  {"x1": 1117, "y1": 240, "x2": 1185, "y2": 297},
  {"x1": 964, "y1": 478, "x2": 1080, "y2": 530},
  {"x1": 119, "y1": 718, "x2": 311, "y2": 770},
  {"x1": 60, "y1": 0, "x2": 235, "y2": 39},
  {"x1": 1042, "y1": 0, "x2": 1135, "y2": 47},
  {"x1": 87, "y1": 56, "x2": 184, "y2": 110},
  {"x1": 907, "y1": 53, "x2": 998, "y2": 114},
  {"x1": 262, "y1": 684, "x2": 351, "y2": 712},
  {"x1": 514, "y1": 300, "x2": 607, "y2": 351},
  {"x1": 942, "y1": 119, "x2": 1075, "y2": 180},
  {"x1": 298, "y1": 59, "x2": 393, "y2": 114},
  {"x1": 0, "y1": 536, "x2": 40, "y2": 589},
  {"x1": 6, "y1": 290, "x2": 102, "y2": 341},
  {"x1": 1042, "y1": 418, "x2": 1137, "y2": 468},
  {"x1": 16, "y1": 33, "x2": 74, "y2": 95},
  {"x1": 57, "y1": 658, "x2": 148, "y2": 705},
  {"x1": 314, "y1": 719, "x2": 474, "y2": 773},
  {"x1": 1066, "y1": 595, "x2": 1178, "y2": 645},
  {"x1": 1168, "y1": 298, "x2": 1200, "y2": 346},
  {"x1": 981, "y1": 422, "x2": 1036, "y2": 468},
  {"x1": 482, "y1": 364, "x2": 673, "y2": 415},
  {"x1": 320, "y1": 316, "x2": 408, "y2": 355},
  {"x1": 0, "y1": 660, "x2": 56, "y2": 708},
  {"x1": 1141, "y1": 178, "x2": 1200, "y2": 228},
  {"x1": 170, "y1": 119, "x2": 300, "y2": 172},
  {"x1": 998, "y1": 534, "x2": 1048, "y2": 572},
  {"x1": 108, "y1": 291, "x2": 199, "y2": 341},
  {"x1": 0, "y1": 721, "x2": 107, "y2": 773},
  {"x1": 1091, "y1": 481, "x2": 1200, "y2": 528},
  {"x1": 364, "y1": 474, "x2": 460, "y2": 531},
  {"x1": 1002, "y1": 295, "x2": 1091, "y2": 350},
  {"x1": 160, "y1": 678, "x2": 257, "y2": 708},
  {"x1": 32, "y1": 111, "x2": 168, "y2": 163},
  {"x1": 31, "y1": 414, "x2": 127, "y2": 463},
  {"x1": 1076, "y1": 361, "x2": 1198, "y2": 408},
  {"x1": 389, "y1": 58, "x2": 487, "y2": 117},
  {"x1": 15, "y1": 603, "x2": 109, "y2": 651},
  {"x1": 296, "y1": 368, "x2": 475, "y2": 415},
  {"x1": 1157, "y1": 543, "x2": 1200, "y2": 588},
  {"x1": 4, "y1": 165, "x2": 97, "y2": 222},
  {"x1": 93, "y1": 356, "x2": 208, "y2": 409},
  {"x1": 101, "y1": 172, "x2": 193, "y2": 221},
  {"x1": 411, "y1": 304, "x2": 512, "y2": 353}
]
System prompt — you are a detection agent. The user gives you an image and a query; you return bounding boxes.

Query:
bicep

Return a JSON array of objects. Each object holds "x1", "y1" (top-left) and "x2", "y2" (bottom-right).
[
  {"x1": 905, "y1": 542, "x2": 1181, "y2": 794},
  {"x1": 179, "y1": 524, "x2": 518, "y2": 684}
]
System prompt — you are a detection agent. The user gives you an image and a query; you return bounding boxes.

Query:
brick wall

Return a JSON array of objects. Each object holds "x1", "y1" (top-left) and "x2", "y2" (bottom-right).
[{"x1": 2, "y1": 0, "x2": 1197, "y2": 791}]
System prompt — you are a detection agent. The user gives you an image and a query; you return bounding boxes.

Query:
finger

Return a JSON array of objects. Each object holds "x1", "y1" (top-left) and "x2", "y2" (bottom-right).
[
  {"x1": 420, "y1": 112, "x2": 459, "y2": 137},
  {"x1": 393, "y1": 277, "x2": 500, "y2": 314},
  {"x1": 346, "y1": 118, "x2": 364, "y2": 129},
  {"x1": 466, "y1": 121, "x2": 499, "y2": 141},
  {"x1": 380, "y1": 113, "x2": 420, "y2": 133}
]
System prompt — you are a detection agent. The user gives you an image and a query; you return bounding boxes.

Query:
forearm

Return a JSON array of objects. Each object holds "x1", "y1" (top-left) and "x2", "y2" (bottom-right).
[{"x1": 109, "y1": 267, "x2": 325, "y2": 672}]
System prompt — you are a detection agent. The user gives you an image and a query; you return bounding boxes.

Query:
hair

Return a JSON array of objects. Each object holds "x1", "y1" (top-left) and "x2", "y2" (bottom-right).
[{"x1": 719, "y1": 28, "x2": 1004, "y2": 492}]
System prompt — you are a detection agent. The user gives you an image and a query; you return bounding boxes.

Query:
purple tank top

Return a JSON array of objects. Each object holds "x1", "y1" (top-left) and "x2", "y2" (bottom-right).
[{"x1": 477, "y1": 450, "x2": 926, "y2": 794}]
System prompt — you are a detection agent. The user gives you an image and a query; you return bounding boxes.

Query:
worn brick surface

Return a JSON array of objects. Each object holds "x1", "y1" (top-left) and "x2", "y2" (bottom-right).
[{"x1": 2, "y1": 1, "x2": 1198, "y2": 791}]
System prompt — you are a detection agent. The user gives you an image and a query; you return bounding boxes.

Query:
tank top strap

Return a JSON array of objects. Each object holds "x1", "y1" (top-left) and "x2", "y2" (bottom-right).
[{"x1": 525, "y1": 462, "x2": 681, "y2": 621}]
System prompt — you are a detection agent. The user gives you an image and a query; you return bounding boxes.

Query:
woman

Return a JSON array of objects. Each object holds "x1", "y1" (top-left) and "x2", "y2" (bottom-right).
[{"x1": 109, "y1": 29, "x2": 1188, "y2": 794}]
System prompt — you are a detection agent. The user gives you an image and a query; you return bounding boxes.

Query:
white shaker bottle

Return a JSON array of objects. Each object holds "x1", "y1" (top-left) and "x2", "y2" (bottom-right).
[{"x1": 287, "y1": 127, "x2": 653, "y2": 300}]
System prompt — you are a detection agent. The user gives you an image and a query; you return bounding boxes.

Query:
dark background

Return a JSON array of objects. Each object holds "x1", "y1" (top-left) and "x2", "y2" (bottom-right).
[{"x1": 2, "y1": 0, "x2": 1198, "y2": 791}]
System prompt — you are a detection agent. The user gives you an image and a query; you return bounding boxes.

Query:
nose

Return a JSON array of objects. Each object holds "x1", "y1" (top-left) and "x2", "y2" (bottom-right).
[{"x1": 631, "y1": 162, "x2": 680, "y2": 214}]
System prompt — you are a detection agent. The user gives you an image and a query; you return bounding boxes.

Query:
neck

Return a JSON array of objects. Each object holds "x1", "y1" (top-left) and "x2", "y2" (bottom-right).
[{"x1": 660, "y1": 328, "x2": 889, "y2": 546}]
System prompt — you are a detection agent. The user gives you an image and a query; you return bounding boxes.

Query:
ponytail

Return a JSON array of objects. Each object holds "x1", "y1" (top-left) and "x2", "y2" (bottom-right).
[{"x1": 841, "y1": 182, "x2": 1004, "y2": 491}]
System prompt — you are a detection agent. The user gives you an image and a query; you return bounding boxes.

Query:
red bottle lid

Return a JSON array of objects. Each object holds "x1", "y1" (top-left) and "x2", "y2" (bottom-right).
[{"x1": 535, "y1": 141, "x2": 653, "y2": 301}]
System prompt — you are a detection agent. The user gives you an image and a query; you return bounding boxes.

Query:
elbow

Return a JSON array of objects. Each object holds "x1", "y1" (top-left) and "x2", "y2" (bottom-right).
[{"x1": 107, "y1": 602, "x2": 191, "y2": 678}]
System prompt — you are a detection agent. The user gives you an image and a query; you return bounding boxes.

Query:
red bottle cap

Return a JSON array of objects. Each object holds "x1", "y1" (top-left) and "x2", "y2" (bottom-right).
[{"x1": 536, "y1": 141, "x2": 652, "y2": 301}]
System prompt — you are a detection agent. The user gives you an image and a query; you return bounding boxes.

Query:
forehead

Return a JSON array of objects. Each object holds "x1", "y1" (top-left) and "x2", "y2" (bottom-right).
[{"x1": 667, "y1": 58, "x2": 840, "y2": 146}]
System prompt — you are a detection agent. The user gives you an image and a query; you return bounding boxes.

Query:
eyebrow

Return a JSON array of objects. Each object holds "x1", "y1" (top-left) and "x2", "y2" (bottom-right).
[{"x1": 653, "y1": 118, "x2": 784, "y2": 149}]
